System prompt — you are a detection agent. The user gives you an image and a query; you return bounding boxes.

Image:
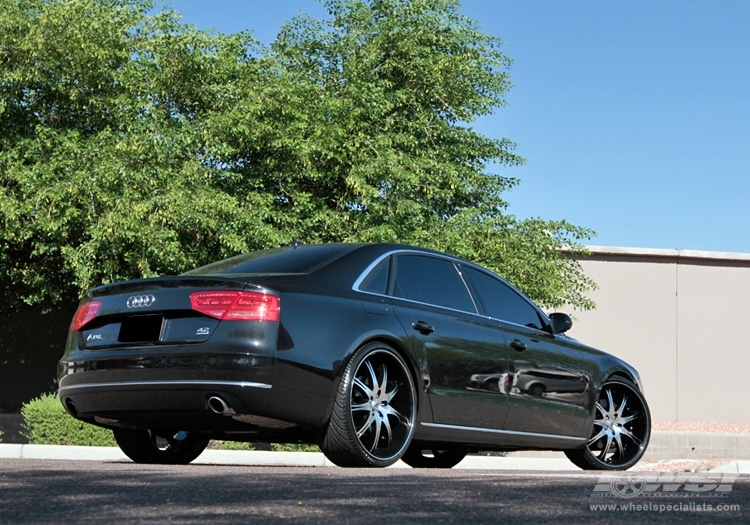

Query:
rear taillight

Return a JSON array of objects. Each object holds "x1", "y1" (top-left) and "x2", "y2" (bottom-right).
[
  {"x1": 190, "y1": 291, "x2": 280, "y2": 322},
  {"x1": 70, "y1": 301, "x2": 102, "y2": 332}
]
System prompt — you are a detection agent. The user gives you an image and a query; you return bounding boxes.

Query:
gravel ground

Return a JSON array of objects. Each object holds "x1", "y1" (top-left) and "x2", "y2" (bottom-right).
[
  {"x1": 652, "y1": 421, "x2": 750, "y2": 433},
  {"x1": 634, "y1": 421, "x2": 750, "y2": 472},
  {"x1": 634, "y1": 459, "x2": 728, "y2": 472}
]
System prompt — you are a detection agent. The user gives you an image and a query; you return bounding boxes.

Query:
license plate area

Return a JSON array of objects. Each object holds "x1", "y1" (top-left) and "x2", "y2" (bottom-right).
[{"x1": 118, "y1": 315, "x2": 164, "y2": 343}]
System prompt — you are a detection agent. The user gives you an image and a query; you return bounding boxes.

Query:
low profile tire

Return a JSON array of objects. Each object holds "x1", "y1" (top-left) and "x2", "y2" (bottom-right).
[
  {"x1": 400, "y1": 445, "x2": 467, "y2": 469},
  {"x1": 565, "y1": 377, "x2": 651, "y2": 471},
  {"x1": 321, "y1": 342, "x2": 417, "y2": 468},
  {"x1": 113, "y1": 428, "x2": 210, "y2": 465}
]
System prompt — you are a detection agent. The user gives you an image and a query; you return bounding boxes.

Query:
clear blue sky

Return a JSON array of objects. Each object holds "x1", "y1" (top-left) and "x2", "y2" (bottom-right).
[{"x1": 169, "y1": 0, "x2": 750, "y2": 254}]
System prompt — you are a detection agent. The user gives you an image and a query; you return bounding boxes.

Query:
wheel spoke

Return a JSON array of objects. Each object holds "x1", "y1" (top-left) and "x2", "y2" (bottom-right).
[
  {"x1": 356, "y1": 413, "x2": 376, "y2": 439},
  {"x1": 619, "y1": 426, "x2": 644, "y2": 449},
  {"x1": 616, "y1": 395, "x2": 628, "y2": 417},
  {"x1": 613, "y1": 432, "x2": 625, "y2": 459},
  {"x1": 588, "y1": 427, "x2": 609, "y2": 446},
  {"x1": 351, "y1": 401, "x2": 371, "y2": 412},
  {"x1": 605, "y1": 389, "x2": 615, "y2": 414},
  {"x1": 368, "y1": 417, "x2": 383, "y2": 451},
  {"x1": 353, "y1": 377, "x2": 373, "y2": 398},
  {"x1": 386, "y1": 405, "x2": 410, "y2": 426},
  {"x1": 385, "y1": 383, "x2": 399, "y2": 403},
  {"x1": 379, "y1": 414, "x2": 393, "y2": 447},
  {"x1": 597, "y1": 432, "x2": 614, "y2": 459},
  {"x1": 365, "y1": 360, "x2": 378, "y2": 391},
  {"x1": 377, "y1": 362, "x2": 388, "y2": 395}
]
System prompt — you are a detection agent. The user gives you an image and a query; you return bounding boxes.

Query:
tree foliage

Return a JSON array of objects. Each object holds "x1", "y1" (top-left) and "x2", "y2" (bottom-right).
[{"x1": 0, "y1": 0, "x2": 595, "y2": 312}]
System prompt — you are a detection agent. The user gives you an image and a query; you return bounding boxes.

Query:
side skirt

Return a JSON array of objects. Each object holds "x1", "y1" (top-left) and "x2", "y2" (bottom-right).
[{"x1": 415, "y1": 422, "x2": 587, "y2": 451}]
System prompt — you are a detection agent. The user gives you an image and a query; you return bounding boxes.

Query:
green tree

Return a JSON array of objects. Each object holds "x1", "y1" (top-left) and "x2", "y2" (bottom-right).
[
  {"x1": 205, "y1": 0, "x2": 595, "y2": 308},
  {"x1": 0, "y1": 0, "x2": 285, "y2": 309},
  {"x1": 0, "y1": 0, "x2": 595, "y2": 312}
]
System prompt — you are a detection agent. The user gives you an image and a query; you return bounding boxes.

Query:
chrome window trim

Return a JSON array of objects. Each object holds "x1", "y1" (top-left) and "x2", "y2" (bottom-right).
[
  {"x1": 353, "y1": 249, "x2": 479, "y2": 315},
  {"x1": 351, "y1": 250, "x2": 396, "y2": 293},
  {"x1": 352, "y1": 249, "x2": 549, "y2": 333}
]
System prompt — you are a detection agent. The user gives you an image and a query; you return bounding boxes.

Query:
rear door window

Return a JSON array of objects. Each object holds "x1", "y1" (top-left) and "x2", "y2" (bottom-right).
[{"x1": 392, "y1": 255, "x2": 476, "y2": 313}]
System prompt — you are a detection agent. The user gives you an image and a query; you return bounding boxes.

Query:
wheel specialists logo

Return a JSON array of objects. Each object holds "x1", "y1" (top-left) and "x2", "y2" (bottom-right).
[
  {"x1": 591, "y1": 472, "x2": 737, "y2": 499},
  {"x1": 589, "y1": 472, "x2": 741, "y2": 515}
]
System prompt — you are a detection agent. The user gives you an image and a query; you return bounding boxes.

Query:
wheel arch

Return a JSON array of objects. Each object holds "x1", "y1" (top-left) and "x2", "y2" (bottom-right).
[{"x1": 606, "y1": 371, "x2": 639, "y2": 388}]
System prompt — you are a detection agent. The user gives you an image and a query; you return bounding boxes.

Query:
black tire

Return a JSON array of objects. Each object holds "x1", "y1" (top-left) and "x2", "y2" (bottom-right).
[
  {"x1": 321, "y1": 342, "x2": 417, "y2": 468},
  {"x1": 113, "y1": 428, "x2": 209, "y2": 465},
  {"x1": 528, "y1": 384, "x2": 545, "y2": 397},
  {"x1": 400, "y1": 444, "x2": 467, "y2": 469},
  {"x1": 565, "y1": 377, "x2": 651, "y2": 470}
]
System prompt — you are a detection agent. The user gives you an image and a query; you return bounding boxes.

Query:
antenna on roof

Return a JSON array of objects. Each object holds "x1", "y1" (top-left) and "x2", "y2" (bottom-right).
[{"x1": 291, "y1": 237, "x2": 304, "y2": 248}]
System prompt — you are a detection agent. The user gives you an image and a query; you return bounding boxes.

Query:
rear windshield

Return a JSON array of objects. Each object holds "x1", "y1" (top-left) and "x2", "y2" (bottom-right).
[{"x1": 183, "y1": 244, "x2": 360, "y2": 276}]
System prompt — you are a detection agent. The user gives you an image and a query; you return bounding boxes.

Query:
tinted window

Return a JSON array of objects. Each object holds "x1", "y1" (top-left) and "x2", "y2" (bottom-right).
[
  {"x1": 184, "y1": 244, "x2": 358, "y2": 275},
  {"x1": 393, "y1": 255, "x2": 476, "y2": 313},
  {"x1": 465, "y1": 267, "x2": 543, "y2": 329},
  {"x1": 358, "y1": 257, "x2": 390, "y2": 294}
]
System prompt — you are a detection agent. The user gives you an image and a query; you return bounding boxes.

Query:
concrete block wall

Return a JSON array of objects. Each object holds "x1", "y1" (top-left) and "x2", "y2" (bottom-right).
[{"x1": 569, "y1": 246, "x2": 750, "y2": 423}]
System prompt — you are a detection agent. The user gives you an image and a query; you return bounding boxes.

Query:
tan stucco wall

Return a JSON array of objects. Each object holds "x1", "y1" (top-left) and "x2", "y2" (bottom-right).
[{"x1": 567, "y1": 247, "x2": 750, "y2": 423}]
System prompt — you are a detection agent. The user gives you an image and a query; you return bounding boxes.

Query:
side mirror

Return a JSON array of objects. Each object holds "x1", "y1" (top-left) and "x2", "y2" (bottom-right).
[{"x1": 549, "y1": 312, "x2": 573, "y2": 334}]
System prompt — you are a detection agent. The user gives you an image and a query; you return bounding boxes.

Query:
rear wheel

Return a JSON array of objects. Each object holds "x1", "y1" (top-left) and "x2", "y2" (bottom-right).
[
  {"x1": 113, "y1": 428, "x2": 209, "y2": 464},
  {"x1": 565, "y1": 377, "x2": 651, "y2": 470},
  {"x1": 321, "y1": 342, "x2": 417, "y2": 467},
  {"x1": 400, "y1": 445, "x2": 467, "y2": 469}
]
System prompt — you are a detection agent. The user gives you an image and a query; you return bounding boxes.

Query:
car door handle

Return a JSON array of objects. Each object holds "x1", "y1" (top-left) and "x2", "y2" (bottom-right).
[
  {"x1": 510, "y1": 339, "x2": 527, "y2": 351},
  {"x1": 412, "y1": 321, "x2": 435, "y2": 334}
]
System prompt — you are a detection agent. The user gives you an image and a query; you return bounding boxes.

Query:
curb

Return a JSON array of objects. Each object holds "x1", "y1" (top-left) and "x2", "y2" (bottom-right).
[
  {"x1": 0, "y1": 444, "x2": 575, "y2": 470},
  {"x1": 3, "y1": 444, "x2": 749, "y2": 472}
]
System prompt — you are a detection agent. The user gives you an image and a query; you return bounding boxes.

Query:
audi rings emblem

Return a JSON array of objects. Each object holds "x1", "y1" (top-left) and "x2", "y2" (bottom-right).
[{"x1": 126, "y1": 294, "x2": 156, "y2": 308}]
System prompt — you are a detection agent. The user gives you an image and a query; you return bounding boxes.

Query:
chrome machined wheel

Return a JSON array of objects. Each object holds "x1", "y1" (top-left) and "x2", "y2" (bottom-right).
[
  {"x1": 321, "y1": 342, "x2": 417, "y2": 467},
  {"x1": 565, "y1": 377, "x2": 651, "y2": 470}
]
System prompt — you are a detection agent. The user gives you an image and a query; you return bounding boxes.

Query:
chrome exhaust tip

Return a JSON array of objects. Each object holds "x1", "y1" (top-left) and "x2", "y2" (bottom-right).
[{"x1": 207, "y1": 395, "x2": 236, "y2": 415}]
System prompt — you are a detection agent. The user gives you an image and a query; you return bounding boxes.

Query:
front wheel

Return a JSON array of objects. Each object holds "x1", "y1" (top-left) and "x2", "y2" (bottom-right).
[
  {"x1": 113, "y1": 428, "x2": 210, "y2": 464},
  {"x1": 565, "y1": 377, "x2": 651, "y2": 470},
  {"x1": 321, "y1": 342, "x2": 417, "y2": 467},
  {"x1": 400, "y1": 444, "x2": 467, "y2": 469}
]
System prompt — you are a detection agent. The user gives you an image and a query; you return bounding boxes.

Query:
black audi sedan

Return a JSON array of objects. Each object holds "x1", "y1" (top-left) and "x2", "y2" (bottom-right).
[{"x1": 58, "y1": 243, "x2": 650, "y2": 470}]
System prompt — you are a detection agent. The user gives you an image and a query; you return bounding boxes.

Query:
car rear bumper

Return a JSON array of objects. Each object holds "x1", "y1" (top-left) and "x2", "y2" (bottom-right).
[{"x1": 58, "y1": 352, "x2": 332, "y2": 431}]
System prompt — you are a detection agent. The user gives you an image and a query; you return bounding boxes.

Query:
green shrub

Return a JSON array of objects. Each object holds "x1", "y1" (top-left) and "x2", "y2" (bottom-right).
[
  {"x1": 21, "y1": 393, "x2": 116, "y2": 446},
  {"x1": 271, "y1": 443, "x2": 320, "y2": 452},
  {"x1": 217, "y1": 441, "x2": 255, "y2": 451}
]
